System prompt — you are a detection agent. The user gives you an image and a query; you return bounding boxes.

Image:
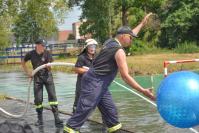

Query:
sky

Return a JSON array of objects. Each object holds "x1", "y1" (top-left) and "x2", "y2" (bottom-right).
[{"x1": 58, "y1": 6, "x2": 82, "y2": 31}]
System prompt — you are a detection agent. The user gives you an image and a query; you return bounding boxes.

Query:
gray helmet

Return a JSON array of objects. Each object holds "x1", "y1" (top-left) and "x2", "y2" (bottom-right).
[{"x1": 35, "y1": 38, "x2": 47, "y2": 46}]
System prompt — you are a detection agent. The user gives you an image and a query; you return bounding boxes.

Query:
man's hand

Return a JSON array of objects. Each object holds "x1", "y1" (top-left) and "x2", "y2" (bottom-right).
[
  {"x1": 142, "y1": 88, "x2": 156, "y2": 101},
  {"x1": 141, "y1": 12, "x2": 153, "y2": 25},
  {"x1": 83, "y1": 66, "x2": 89, "y2": 71},
  {"x1": 75, "y1": 66, "x2": 89, "y2": 74},
  {"x1": 132, "y1": 12, "x2": 153, "y2": 35}
]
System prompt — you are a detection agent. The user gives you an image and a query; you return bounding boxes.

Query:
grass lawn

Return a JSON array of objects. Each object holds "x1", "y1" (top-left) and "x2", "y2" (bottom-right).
[
  {"x1": 56, "y1": 52, "x2": 199, "y2": 75},
  {"x1": 125, "y1": 53, "x2": 199, "y2": 75},
  {"x1": 1, "y1": 52, "x2": 199, "y2": 75}
]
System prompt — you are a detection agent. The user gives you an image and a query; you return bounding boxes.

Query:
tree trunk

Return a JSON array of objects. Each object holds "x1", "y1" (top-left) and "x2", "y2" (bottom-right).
[{"x1": 122, "y1": 3, "x2": 128, "y2": 26}]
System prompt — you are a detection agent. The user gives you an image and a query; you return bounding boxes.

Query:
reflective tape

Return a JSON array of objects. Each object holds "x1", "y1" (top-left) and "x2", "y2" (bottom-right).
[
  {"x1": 64, "y1": 126, "x2": 79, "y2": 133},
  {"x1": 49, "y1": 101, "x2": 58, "y2": 105},
  {"x1": 108, "y1": 123, "x2": 122, "y2": 133},
  {"x1": 35, "y1": 104, "x2": 43, "y2": 109}
]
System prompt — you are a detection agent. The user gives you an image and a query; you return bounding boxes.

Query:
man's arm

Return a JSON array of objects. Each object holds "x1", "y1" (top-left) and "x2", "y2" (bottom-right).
[
  {"x1": 132, "y1": 13, "x2": 153, "y2": 36},
  {"x1": 21, "y1": 59, "x2": 32, "y2": 78},
  {"x1": 74, "y1": 67, "x2": 89, "y2": 74},
  {"x1": 115, "y1": 49, "x2": 155, "y2": 100},
  {"x1": 46, "y1": 50, "x2": 53, "y2": 71},
  {"x1": 74, "y1": 56, "x2": 89, "y2": 74}
]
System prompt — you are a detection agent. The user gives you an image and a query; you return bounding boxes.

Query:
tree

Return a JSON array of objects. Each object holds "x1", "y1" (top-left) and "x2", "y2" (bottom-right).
[
  {"x1": 68, "y1": 34, "x2": 75, "y2": 40},
  {"x1": 0, "y1": 0, "x2": 69, "y2": 48},
  {"x1": 13, "y1": 0, "x2": 69, "y2": 45},
  {"x1": 68, "y1": 0, "x2": 164, "y2": 45},
  {"x1": 160, "y1": 0, "x2": 199, "y2": 48},
  {"x1": 13, "y1": 1, "x2": 57, "y2": 44},
  {"x1": 0, "y1": 15, "x2": 12, "y2": 49},
  {"x1": 69, "y1": 0, "x2": 199, "y2": 50},
  {"x1": 0, "y1": 0, "x2": 22, "y2": 49}
]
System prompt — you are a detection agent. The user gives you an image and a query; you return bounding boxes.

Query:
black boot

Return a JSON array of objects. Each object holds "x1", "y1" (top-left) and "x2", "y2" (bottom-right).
[
  {"x1": 35, "y1": 108, "x2": 43, "y2": 126},
  {"x1": 51, "y1": 105, "x2": 63, "y2": 127}
]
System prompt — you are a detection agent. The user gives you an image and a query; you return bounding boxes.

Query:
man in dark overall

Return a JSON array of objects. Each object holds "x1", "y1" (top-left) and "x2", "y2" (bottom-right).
[
  {"x1": 73, "y1": 39, "x2": 98, "y2": 113},
  {"x1": 22, "y1": 39, "x2": 63, "y2": 127},
  {"x1": 63, "y1": 13, "x2": 155, "y2": 133}
]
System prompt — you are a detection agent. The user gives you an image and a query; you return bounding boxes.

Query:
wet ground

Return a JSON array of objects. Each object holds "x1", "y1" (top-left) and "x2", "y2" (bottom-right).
[
  {"x1": 1, "y1": 72, "x2": 199, "y2": 133},
  {"x1": 0, "y1": 99, "x2": 132, "y2": 133}
]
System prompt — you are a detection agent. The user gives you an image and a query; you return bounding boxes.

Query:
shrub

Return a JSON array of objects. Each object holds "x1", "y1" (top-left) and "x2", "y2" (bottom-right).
[{"x1": 175, "y1": 41, "x2": 199, "y2": 53}]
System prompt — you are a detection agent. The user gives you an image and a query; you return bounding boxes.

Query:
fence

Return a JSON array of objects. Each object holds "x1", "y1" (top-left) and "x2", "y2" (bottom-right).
[
  {"x1": 164, "y1": 59, "x2": 199, "y2": 77},
  {"x1": 0, "y1": 43, "x2": 80, "y2": 64}
]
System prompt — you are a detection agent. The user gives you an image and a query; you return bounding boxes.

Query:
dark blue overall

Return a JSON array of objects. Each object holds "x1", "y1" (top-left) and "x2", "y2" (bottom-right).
[
  {"x1": 24, "y1": 50, "x2": 63, "y2": 128},
  {"x1": 24, "y1": 50, "x2": 58, "y2": 109},
  {"x1": 65, "y1": 39, "x2": 123, "y2": 133},
  {"x1": 73, "y1": 52, "x2": 93, "y2": 113}
]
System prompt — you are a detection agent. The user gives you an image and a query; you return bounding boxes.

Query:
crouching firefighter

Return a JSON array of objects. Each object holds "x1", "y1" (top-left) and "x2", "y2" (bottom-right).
[{"x1": 22, "y1": 38, "x2": 63, "y2": 127}]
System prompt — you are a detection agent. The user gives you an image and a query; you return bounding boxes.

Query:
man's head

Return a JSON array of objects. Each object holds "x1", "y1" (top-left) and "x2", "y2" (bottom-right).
[
  {"x1": 35, "y1": 39, "x2": 47, "y2": 54},
  {"x1": 79, "y1": 39, "x2": 98, "y2": 55},
  {"x1": 116, "y1": 26, "x2": 137, "y2": 47},
  {"x1": 85, "y1": 39, "x2": 98, "y2": 55}
]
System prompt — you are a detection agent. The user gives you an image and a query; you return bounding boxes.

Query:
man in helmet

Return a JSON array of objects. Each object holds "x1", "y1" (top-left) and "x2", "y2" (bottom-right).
[
  {"x1": 64, "y1": 13, "x2": 155, "y2": 133},
  {"x1": 21, "y1": 39, "x2": 63, "y2": 127},
  {"x1": 73, "y1": 39, "x2": 98, "y2": 113}
]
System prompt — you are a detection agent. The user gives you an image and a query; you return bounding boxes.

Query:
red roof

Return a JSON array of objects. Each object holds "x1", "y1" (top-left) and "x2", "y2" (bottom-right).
[{"x1": 58, "y1": 30, "x2": 73, "y2": 42}]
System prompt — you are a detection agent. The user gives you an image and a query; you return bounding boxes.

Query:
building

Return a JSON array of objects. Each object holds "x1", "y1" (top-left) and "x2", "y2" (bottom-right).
[
  {"x1": 72, "y1": 22, "x2": 91, "y2": 41},
  {"x1": 72, "y1": 22, "x2": 82, "y2": 40},
  {"x1": 58, "y1": 30, "x2": 73, "y2": 43}
]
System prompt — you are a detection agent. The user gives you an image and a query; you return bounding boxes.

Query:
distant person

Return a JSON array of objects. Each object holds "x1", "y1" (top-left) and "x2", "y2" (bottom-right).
[
  {"x1": 63, "y1": 13, "x2": 155, "y2": 133},
  {"x1": 22, "y1": 39, "x2": 63, "y2": 127},
  {"x1": 73, "y1": 39, "x2": 98, "y2": 113}
]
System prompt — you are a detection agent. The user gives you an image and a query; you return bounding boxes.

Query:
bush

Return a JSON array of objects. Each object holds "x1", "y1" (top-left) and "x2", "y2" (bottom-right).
[
  {"x1": 126, "y1": 40, "x2": 168, "y2": 55},
  {"x1": 56, "y1": 48, "x2": 81, "y2": 59},
  {"x1": 127, "y1": 40, "x2": 148, "y2": 55},
  {"x1": 174, "y1": 41, "x2": 199, "y2": 53}
]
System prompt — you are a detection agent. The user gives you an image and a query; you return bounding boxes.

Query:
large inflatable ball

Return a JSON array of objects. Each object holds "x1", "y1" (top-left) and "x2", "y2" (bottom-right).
[{"x1": 157, "y1": 71, "x2": 199, "y2": 128}]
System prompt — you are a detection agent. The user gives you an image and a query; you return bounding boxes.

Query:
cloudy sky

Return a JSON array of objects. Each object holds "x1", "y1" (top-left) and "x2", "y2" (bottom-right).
[{"x1": 58, "y1": 6, "x2": 82, "y2": 31}]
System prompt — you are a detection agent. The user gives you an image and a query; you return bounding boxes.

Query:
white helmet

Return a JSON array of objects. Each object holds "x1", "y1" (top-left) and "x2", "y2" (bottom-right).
[
  {"x1": 84, "y1": 39, "x2": 98, "y2": 48},
  {"x1": 79, "y1": 39, "x2": 98, "y2": 55}
]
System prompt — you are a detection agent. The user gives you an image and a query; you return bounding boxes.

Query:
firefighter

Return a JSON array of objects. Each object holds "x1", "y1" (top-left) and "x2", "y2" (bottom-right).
[
  {"x1": 63, "y1": 13, "x2": 155, "y2": 133},
  {"x1": 22, "y1": 39, "x2": 63, "y2": 127},
  {"x1": 73, "y1": 39, "x2": 98, "y2": 113}
]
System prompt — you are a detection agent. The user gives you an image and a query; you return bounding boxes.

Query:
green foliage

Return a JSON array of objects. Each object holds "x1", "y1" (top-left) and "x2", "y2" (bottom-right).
[
  {"x1": 0, "y1": 0, "x2": 21, "y2": 16},
  {"x1": 0, "y1": 0, "x2": 21, "y2": 49},
  {"x1": 1, "y1": 0, "x2": 199, "y2": 52},
  {"x1": 0, "y1": 15, "x2": 12, "y2": 49},
  {"x1": 127, "y1": 40, "x2": 150, "y2": 54},
  {"x1": 0, "y1": 0, "x2": 69, "y2": 47},
  {"x1": 68, "y1": 34, "x2": 75, "y2": 40},
  {"x1": 174, "y1": 41, "x2": 199, "y2": 53},
  {"x1": 78, "y1": 0, "x2": 115, "y2": 42},
  {"x1": 13, "y1": 0, "x2": 58, "y2": 44},
  {"x1": 72, "y1": 0, "x2": 164, "y2": 46},
  {"x1": 57, "y1": 53, "x2": 67, "y2": 59},
  {"x1": 160, "y1": 0, "x2": 199, "y2": 48}
]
